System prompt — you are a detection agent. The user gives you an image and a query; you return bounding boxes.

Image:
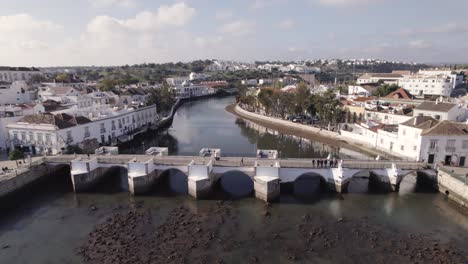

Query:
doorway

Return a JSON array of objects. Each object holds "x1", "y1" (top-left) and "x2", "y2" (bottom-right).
[
  {"x1": 428, "y1": 154, "x2": 435, "y2": 164},
  {"x1": 459, "y1": 156, "x2": 465, "y2": 167},
  {"x1": 444, "y1": 155, "x2": 452, "y2": 166}
]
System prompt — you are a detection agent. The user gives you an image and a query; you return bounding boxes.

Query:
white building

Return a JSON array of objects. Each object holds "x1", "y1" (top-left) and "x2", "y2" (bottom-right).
[
  {"x1": 7, "y1": 105, "x2": 158, "y2": 155},
  {"x1": 398, "y1": 70, "x2": 463, "y2": 97},
  {"x1": 413, "y1": 101, "x2": 466, "y2": 122},
  {"x1": 364, "y1": 107, "x2": 413, "y2": 125},
  {"x1": 0, "y1": 105, "x2": 36, "y2": 152},
  {"x1": 0, "y1": 81, "x2": 35, "y2": 105},
  {"x1": 357, "y1": 73, "x2": 403, "y2": 85},
  {"x1": 173, "y1": 84, "x2": 216, "y2": 99},
  {"x1": 341, "y1": 116, "x2": 468, "y2": 166},
  {"x1": 0, "y1": 67, "x2": 41, "y2": 82},
  {"x1": 241, "y1": 79, "x2": 258, "y2": 86},
  {"x1": 189, "y1": 72, "x2": 210, "y2": 81},
  {"x1": 166, "y1": 77, "x2": 190, "y2": 87},
  {"x1": 258, "y1": 79, "x2": 273, "y2": 85}
]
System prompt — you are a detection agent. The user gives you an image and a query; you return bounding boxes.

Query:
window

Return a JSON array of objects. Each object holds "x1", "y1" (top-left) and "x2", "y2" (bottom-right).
[
  {"x1": 28, "y1": 132, "x2": 33, "y2": 141},
  {"x1": 434, "y1": 115, "x2": 440, "y2": 120},
  {"x1": 111, "y1": 120, "x2": 116, "y2": 130},
  {"x1": 413, "y1": 146, "x2": 417, "y2": 151},
  {"x1": 84, "y1": 126, "x2": 90, "y2": 138},
  {"x1": 447, "y1": 140, "x2": 455, "y2": 147},
  {"x1": 66, "y1": 131, "x2": 73, "y2": 142},
  {"x1": 37, "y1": 133, "x2": 43, "y2": 143},
  {"x1": 13, "y1": 131, "x2": 18, "y2": 140},
  {"x1": 429, "y1": 140, "x2": 437, "y2": 150},
  {"x1": 380, "y1": 139, "x2": 384, "y2": 144},
  {"x1": 402, "y1": 129, "x2": 406, "y2": 136},
  {"x1": 400, "y1": 145, "x2": 404, "y2": 151},
  {"x1": 45, "y1": 134, "x2": 51, "y2": 144},
  {"x1": 100, "y1": 123, "x2": 106, "y2": 133},
  {"x1": 463, "y1": 140, "x2": 468, "y2": 149}
]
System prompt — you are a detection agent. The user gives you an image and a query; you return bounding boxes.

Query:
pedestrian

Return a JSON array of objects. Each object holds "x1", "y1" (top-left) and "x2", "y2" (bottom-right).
[
  {"x1": 334, "y1": 159, "x2": 338, "y2": 168},
  {"x1": 240, "y1": 158, "x2": 244, "y2": 166},
  {"x1": 312, "y1": 159, "x2": 316, "y2": 167},
  {"x1": 87, "y1": 153, "x2": 90, "y2": 158}
]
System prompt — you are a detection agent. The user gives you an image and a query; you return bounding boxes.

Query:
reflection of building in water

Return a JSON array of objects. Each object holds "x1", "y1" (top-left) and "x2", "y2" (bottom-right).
[{"x1": 238, "y1": 118, "x2": 371, "y2": 159}]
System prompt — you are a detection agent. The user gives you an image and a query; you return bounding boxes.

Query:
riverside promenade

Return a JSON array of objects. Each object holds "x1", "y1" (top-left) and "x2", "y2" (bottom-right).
[{"x1": 228, "y1": 104, "x2": 402, "y2": 159}]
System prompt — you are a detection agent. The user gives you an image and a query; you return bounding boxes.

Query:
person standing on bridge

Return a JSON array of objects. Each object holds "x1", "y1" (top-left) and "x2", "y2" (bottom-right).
[
  {"x1": 312, "y1": 160, "x2": 316, "y2": 167},
  {"x1": 240, "y1": 158, "x2": 244, "y2": 166}
]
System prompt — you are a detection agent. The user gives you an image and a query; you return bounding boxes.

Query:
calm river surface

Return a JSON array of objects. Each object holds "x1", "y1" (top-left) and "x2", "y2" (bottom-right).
[{"x1": 0, "y1": 96, "x2": 467, "y2": 264}]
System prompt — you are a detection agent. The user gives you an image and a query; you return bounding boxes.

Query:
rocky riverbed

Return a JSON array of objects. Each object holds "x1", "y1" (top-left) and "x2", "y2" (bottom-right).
[{"x1": 78, "y1": 201, "x2": 467, "y2": 264}]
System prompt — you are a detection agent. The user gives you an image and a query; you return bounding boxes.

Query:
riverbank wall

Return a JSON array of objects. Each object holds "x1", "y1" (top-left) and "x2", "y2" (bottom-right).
[
  {"x1": 438, "y1": 167, "x2": 468, "y2": 208},
  {"x1": 228, "y1": 104, "x2": 400, "y2": 160},
  {"x1": 0, "y1": 162, "x2": 62, "y2": 198}
]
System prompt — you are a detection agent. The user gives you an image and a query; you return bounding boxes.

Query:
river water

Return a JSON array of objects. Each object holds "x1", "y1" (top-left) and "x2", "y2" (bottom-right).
[{"x1": 0, "y1": 96, "x2": 467, "y2": 264}]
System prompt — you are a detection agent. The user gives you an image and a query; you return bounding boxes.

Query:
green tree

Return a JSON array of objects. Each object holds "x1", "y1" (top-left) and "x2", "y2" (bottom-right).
[
  {"x1": 148, "y1": 83, "x2": 176, "y2": 113},
  {"x1": 295, "y1": 82, "x2": 311, "y2": 115},
  {"x1": 9, "y1": 149, "x2": 24, "y2": 167},
  {"x1": 375, "y1": 84, "x2": 400, "y2": 97}
]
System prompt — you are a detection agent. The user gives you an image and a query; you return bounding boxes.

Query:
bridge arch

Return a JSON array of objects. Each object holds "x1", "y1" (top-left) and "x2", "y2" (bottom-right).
[
  {"x1": 154, "y1": 168, "x2": 188, "y2": 195},
  {"x1": 292, "y1": 172, "x2": 328, "y2": 199},
  {"x1": 215, "y1": 170, "x2": 254, "y2": 198}
]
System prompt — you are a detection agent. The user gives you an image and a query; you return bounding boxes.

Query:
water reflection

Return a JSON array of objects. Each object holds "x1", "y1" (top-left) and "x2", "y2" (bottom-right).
[
  {"x1": 121, "y1": 96, "x2": 372, "y2": 159},
  {"x1": 219, "y1": 171, "x2": 254, "y2": 197},
  {"x1": 153, "y1": 169, "x2": 188, "y2": 195}
]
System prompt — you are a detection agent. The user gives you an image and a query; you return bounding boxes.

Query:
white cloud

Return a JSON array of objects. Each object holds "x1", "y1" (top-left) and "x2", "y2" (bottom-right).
[
  {"x1": 219, "y1": 20, "x2": 254, "y2": 37},
  {"x1": 277, "y1": 19, "x2": 295, "y2": 30},
  {"x1": 395, "y1": 23, "x2": 468, "y2": 37},
  {"x1": 408, "y1": 40, "x2": 432, "y2": 49},
  {"x1": 0, "y1": 13, "x2": 62, "y2": 34},
  {"x1": 313, "y1": 0, "x2": 382, "y2": 7},
  {"x1": 88, "y1": 0, "x2": 138, "y2": 8},
  {"x1": 215, "y1": 11, "x2": 233, "y2": 20}
]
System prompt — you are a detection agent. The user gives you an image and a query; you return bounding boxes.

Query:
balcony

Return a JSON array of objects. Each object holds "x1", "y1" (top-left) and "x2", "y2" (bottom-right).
[{"x1": 445, "y1": 146, "x2": 456, "y2": 153}]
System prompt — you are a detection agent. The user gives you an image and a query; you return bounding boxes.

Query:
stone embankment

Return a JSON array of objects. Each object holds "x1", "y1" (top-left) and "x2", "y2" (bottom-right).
[
  {"x1": 227, "y1": 104, "x2": 401, "y2": 159},
  {"x1": 0, "y1": 162, "x2": 50, "y2": 198}
]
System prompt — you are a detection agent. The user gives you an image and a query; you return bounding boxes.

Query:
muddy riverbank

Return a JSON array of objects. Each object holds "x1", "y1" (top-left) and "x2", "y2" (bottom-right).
[{"x1": 78, "y1": 200, "x2": 467, "y2": 264}]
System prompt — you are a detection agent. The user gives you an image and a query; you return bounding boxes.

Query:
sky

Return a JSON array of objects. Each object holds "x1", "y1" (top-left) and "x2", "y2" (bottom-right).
[{"x1": 0, "y1": 0, "x2": 468, "y2": 66}]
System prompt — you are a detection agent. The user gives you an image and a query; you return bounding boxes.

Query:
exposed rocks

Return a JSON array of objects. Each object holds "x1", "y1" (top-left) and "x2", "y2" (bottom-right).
[{"x1": 78, "y1": 202, "x2": 467, "y2": 264}]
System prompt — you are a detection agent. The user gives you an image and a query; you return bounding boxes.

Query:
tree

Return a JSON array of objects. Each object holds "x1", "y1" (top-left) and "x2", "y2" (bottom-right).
[
  {"x1": 295, "y1": 82, "x2": 311, "y2": 115},
  {"x1": 147, "y1": 83, "x2": 176, "y2": 113},
  {"x1": 375, "y1": 84, "x2": 399, "y2": 97},
  {"x1": 9, "y1": 149, "x2": 24, "y2": 167}
]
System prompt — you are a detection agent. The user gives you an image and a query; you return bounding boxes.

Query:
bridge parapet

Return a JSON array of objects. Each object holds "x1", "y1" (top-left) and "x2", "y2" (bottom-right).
[{"x1": 188, "y1": 160, "x2": 214, "y2": 199}]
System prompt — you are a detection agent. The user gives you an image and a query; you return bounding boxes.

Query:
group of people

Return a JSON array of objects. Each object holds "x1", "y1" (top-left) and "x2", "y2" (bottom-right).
[
  {"x1": 1, "y1": 167, "x2": 10, "y2": 173},
  {"x1": 312, "y1": 159, "x2": 338, "y2": 168}
]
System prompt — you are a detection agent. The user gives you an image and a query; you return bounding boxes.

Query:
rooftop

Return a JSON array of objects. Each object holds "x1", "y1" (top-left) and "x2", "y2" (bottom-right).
[
  {"x1": 400, "y1": 116, "x2": 439, "y2": 130},
  {"x1": 414, "y1": 101, "x2": 457, "y2": 113},
  {"x1": 422, "y1": 121, "x2": 468, "y2": 136}
]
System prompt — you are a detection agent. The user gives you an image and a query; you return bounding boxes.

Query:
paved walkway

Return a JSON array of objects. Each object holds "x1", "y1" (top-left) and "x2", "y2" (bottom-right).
[{"x1": 0, "y1": 157, "x2": 43, "y2": 181}]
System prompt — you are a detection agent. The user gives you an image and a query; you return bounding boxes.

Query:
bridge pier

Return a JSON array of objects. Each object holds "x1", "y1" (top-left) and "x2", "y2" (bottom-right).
[
  {"x1": 254, "y1": 160, "x2": 281, "y2": 202},
  {"x1": 326, "y1": 163, "x2": 350, "y2": 193},
  {"x1": 188, "y1": 160, "x2": 214, "y2": 199},
  {"x1": 70, "y1": 157, "x2": 108, "y2": 192},
  {"x1": 127, "y1": 158, "x2": 159, "y2": 195}
]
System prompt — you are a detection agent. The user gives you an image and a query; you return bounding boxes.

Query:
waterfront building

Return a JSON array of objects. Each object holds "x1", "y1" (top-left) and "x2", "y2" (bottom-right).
[
  {"x1": 7, "y1": 104, "x2": 158, "y2": 155},
  {"x1": 166, "y1": 77, "x2": 189, "y2": 86},
  {"x1": 0, "y1": 67, "x2": 41, "y2": 82},
  {"x1": 398, "y1": 70, "x2": 463, "y2": 97},
  {"x1": 341, "y1": 116, "x2": 468, "y2": 166},
  {"x1": 173, "y1": 84, "x2": 216, "y2": 99},
  {"x1": 364, "y1": 106, "x2": 413, "y2": 125}
]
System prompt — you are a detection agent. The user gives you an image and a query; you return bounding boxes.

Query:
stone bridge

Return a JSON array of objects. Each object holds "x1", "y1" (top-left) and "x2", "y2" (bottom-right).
[{"x1": 43, "y1": 151, "x2": 435, "y2": 202}]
